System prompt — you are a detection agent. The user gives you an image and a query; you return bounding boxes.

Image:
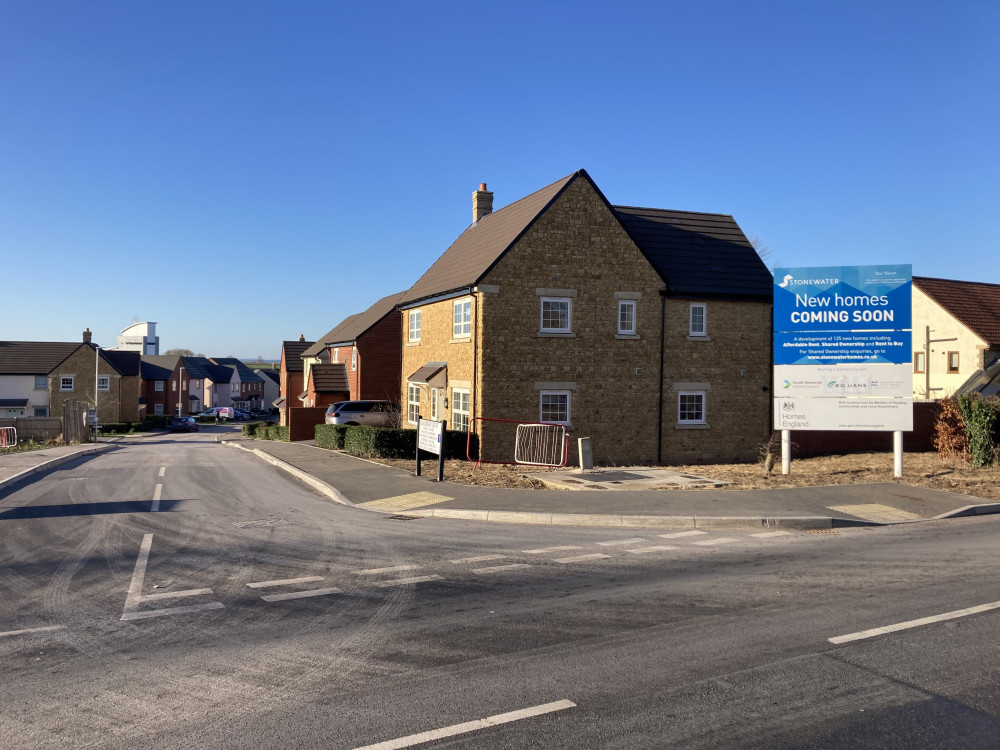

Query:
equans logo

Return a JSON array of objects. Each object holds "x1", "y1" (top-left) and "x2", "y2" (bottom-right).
[
  {"x1": 778, "y1": 274, "x2": 839, "y2": 288},
  {"x1": 825, "y1": 378, "x2": 870, "y2": 392}
]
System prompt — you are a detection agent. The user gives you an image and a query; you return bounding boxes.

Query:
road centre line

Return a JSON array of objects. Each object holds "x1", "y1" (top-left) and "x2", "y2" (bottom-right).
[
  {"x1": 553, "y1": 553, "x2": 611, "y2": 563},
  {"x1": 353, "y1": 565, "x2": 422, "y2": 575},
  {"x1": 0, "y1": 624, "x2": 66, "y2": 639},
  {"x1": 450, "y1": 554, "x2": 507, "y2": 564},
  {"x1": 523, "y1": 546, "x2": 581, "y2": 554},
  {"x1": 247, "y1": 576, "x2": 326, "y2": 589},
  {"x1": 152, "y1": 484, "x2": 162, "y2": 512},
  {"x1": 372, "y1": 575, "x2": 443, "y2": 588},
  {"x1": 352, "y1": 699, "x2": 576, "y2": 750},
  {"x1": 121, "y1": 602, "x2": 225, "y2": 621},
  {"x1": 262, "y1": 588, "x2": 342, "y2": 603},
  {"x1": 659, "y1": 531, "x2": 708, "y2": 539},
  {"x1": 596, "y1": 538, "x2": 647, "y2": 546},
  {"x1": 158, "y1": 466, "x2": 166, "y2": 477},
  {"x1": 829, "y1": 600, "x2": 1000, "y2": 644},
  {"x1": 626, "y1": 546, "x2": 677, "y2": 554},
  {"x1": 472, "y1": 564, "x2": 532, "y2": 574}
]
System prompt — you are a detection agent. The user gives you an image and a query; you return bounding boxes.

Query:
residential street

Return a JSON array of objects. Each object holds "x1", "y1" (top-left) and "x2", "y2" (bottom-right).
[{"x1": 2, "y1": 434, "x2": 999, "y2": 749}]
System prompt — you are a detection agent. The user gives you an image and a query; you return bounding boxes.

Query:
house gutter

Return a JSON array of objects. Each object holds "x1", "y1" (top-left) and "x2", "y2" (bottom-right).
[{"x1": 657, "y1": 289, "x2": 666, "y2": 463}]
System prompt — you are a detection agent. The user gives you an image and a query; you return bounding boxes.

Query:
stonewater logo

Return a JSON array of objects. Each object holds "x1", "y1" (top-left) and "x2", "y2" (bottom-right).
[{"x1": 777, "y1": 274, "x2": 839, "y2": 288}]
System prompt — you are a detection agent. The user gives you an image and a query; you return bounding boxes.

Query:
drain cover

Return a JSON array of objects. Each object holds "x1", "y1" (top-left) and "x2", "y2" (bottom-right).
[
  {"x1": 578, "y1": 471, "x2": 648, "y2": 482},
  {"x1": 387, "y1": 514, "x2": 420, "y2": 521}
]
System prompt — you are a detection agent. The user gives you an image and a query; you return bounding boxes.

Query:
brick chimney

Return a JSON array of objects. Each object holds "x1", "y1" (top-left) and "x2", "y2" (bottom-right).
[
  {"x1": 83, "y1": 328, "x2": 92, "y2": 344},
  {"x1": 298, "y1": 334, "x2": 305, "y2": 342},
  {"x1": 472, "y1": 183, "x2": 493, "y2": 224}
]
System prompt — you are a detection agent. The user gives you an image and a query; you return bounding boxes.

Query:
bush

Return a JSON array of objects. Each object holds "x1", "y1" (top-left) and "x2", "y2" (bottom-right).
[
  {"x1": 255, "y1": 425, "x2": 289, "y2": 442},
  {"x1": 315, "y1": 424, "x2": 348, "y2": 449},
  {"x1": 934, "y1": 397, "x2": 969, "y2": 461},
  {"x1": 956, "y1": 394, "x2": 1000, "y2": 468},
  {"x1": 242, "y1": 422, "x2": 259, "y2": 438}
]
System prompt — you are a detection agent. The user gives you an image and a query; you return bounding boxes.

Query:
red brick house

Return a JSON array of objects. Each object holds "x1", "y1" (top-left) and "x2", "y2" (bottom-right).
[{"x1": 278, "y1": 336, "x2": 314, "y2": 426}]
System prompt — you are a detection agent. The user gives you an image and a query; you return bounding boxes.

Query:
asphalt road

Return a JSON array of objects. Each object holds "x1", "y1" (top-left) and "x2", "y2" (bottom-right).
[{"x1": 2, "y1": 431, "x2": 999, "y2": 748}]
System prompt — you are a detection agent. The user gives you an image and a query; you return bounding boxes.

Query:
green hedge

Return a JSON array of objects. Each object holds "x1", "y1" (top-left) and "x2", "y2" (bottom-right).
[
  {"x1": 315, "y1": 424, "x2": 477, "y2": 460},
  {"x1": 956, "y1": 394, "x2": 1000, "y2": 467},
  {"x1": 254, "y1": 424, "x2": 289, "y2": 442}
]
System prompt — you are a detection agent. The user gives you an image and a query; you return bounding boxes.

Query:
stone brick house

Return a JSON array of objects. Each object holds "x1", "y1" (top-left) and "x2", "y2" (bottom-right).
[
  {"x1": 48, "y1": 332, "x2": 142, "y2": 424},
  {"x1": 398, "y1": 170, "x2": 772, "y2": 465},
  {"x1": 302, "y1": 291, "x2": 406, "y2": 404},
  {"x1": 0, "y1": 339, "x2": 82, "y2": 418},
  {"x1": 911, "y1": 276, "x2": 1000, "y2": 399},
  {"x1": 277, "y1": 336, "x2": 314, "y2": 425}
]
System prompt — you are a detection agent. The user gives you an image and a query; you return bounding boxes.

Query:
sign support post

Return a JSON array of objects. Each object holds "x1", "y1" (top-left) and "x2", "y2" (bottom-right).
[
  {"x1": 781, "y1": 430, "x2": 791, "y2": 475},
  {"x1": 894, "y1": 431, "x2": 903, "y2": 478}
]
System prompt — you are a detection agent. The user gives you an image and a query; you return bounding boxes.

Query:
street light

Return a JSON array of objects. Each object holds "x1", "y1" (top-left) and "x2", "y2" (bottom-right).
[
  {"x1": 94, "y1": 344, "x2": 100, "y2": 442},
  {"x1": 177, "y1": 366, "x2": 185, "y2": 416}
]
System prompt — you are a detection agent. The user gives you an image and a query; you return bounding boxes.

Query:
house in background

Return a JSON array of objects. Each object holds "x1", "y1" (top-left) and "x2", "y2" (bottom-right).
[
  {"x1": 912, "y1": 277, "x2": 1000, "y2": 400},
  {"x1": 302, "y1": 291, "x2": 406, "y2": 404},
  {"x1": 277, "y1": 336, "x2": 314, "y2": 425},
  {"x1": 254, "y1": 368, "x2": 280, "y2": 410},
  {"x1": 304, "y1": 363, "x2": 350, "y2": 411},
  {"x1": 139, "y1": 354, "x2": 179, "y2": 416},
  {"x1": 0, "y1": 338, "x2": 83, "y2": 418},
  {"x1": 211, "y1": 358, "x2": 265, "y2": 411},
  {"x1": 48, "y1": 332, "x2": 142, "y2": 423},
  {"x1": 398, "y1": 171, "x2": 772, "y2": 465}
]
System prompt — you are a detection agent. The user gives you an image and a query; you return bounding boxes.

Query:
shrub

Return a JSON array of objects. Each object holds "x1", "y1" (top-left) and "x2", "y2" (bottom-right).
[
  {"x1": 242, "y1": 422, "x2": 259, "y2": 438},
  {"x1": 255, "y1": 425, "x2": 289, "y2": 441},
  {"x1": 315, "y1": 424, "x2": 348, "y2": 449},
  {"x1": 956, "y1": 394, "x2": 1000, "y2": 468},
  {"x1": 934, "y1": 397, "x2": 968, "y2": 461}
]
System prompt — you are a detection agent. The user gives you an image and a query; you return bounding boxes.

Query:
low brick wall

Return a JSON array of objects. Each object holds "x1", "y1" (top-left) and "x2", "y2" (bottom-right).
[
  {"x1": 791, "y1": 401, "x2": 940, "y2": 457},
  {"x1": 288, "y1": 407, "x2": 328, "y2": 442}
]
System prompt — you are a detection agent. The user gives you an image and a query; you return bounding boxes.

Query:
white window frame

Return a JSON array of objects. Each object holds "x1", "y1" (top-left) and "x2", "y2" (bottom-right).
[
  {"x1": 408, "y1": 310, "x2": 422, "y2": 343},
  {"x1": 451, "y1": 388, "x2": 470, "y2": 433},
  {"x1": 34, "y1": 375, "x2": 48, "y2": 390},
  {"x1": 539, "y1": 390, "x2": 571, "y2": 426},
  {"x1": 430, "y1": 388, "x2": 440, "y2": 420},
  {"x1": 540, "y1": 297, "x2": 572, "y2": 333},
  {"x1": 155, "y1": 380, "x2": 165, "y2": 392},
  {"x1": 407, "y1": 384, "x2": 421, "y2": 424},
  {"x1": 60, "y1": 375, "x2": 74, "y2": 392},
  {"x1": 351, "y1": 346, "x2": 357, "y2": 371},
  {"x1": 453, "y1": 298, "x2": 472, "y2": 338},
  {"x1": 97, "y1": 375, "x2": 110, "y2": 392},
  {"x1": 678, "y1": 391, "x2": 706, "y2": 425},
  {"x1": 332, "y1": 348, "x2": 339, "y2": 363},
  {"x1": 154, "y1": 403, "x2": 164, "y2": 415},
  {"x1": 689, "y1": 303, "x2": 707, "y2": 337},
  {"x1": 618, "y1": 300, "x2": 637, "y2": 335}
]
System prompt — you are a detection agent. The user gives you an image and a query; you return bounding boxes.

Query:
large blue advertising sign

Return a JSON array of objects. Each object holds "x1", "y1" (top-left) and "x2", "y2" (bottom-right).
[{"x1": 774, "y1": 264, "x2": 911, "y2": 365}]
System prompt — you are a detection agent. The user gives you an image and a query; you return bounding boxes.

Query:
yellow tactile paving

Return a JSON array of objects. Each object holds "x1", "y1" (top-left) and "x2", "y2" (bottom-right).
[
  {"x1": 827, "y1": 503, "x2": 924, "y2": 523},
  {"x1": 359, "y1": 492, "x2": 454, "y2": 513}
]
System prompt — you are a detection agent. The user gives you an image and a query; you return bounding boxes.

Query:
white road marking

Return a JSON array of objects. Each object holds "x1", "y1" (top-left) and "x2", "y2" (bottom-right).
[
  {"x1": 659, "y1": 531, "x2": 708, "y2": 539},
  {"x1": 262, "y1": 588, "x2": 342, "y2": 603},
  {"x1": 829, "y1": 600, "x2": 1000, "y2": 644},
  {"x1": 352, "y1": 699, "x2": 576, "y2": 750},
  {"x1": 353, "y1": 565, "x2": 422, "y2": 575},
  {"x1": 553, "y1": 553, "x2": 611, "y2": 563},
  {"x1": 121, "y1": 534, "x2": 223, "y2": 621},
  {"x1": 372, "y1": 575, "x2": 443, "y2": 587},
  {"x1": 626, "y1": 545, "x2": 677, "y2": 554},
  {"x1": 692, "y1": 538, "x2": 737, "y2": 546},
  {"x1": 596, "y1": 538, "x2": 647, "y2": 546},
  {"x1": 158, "y1": 466, "x2": 166, "y2": 477},
  {"x1": 247, "y1": 576, "x2": 326, "y2": 589},
  {"x1": 523, "y1": 546, "x2": 582, "y2": 554},
  {"x1": 752, "y1": 531, "x2": 792, "y2": 538},
  {"x1": 450, "y1": 554, "x2": 507, "y2": 564},
  {"x1": 152, "y1": 483, "x2": 162, "y2": 512},
  {"x1": 121, "y1": 602, "x2": 225, "y2": 621},
  {"x1": 471, "y1": 564, "x2": 532, "y2": 574},
  {"x1": 0, "y1": 625, "x2": 66, "y2": 639}
]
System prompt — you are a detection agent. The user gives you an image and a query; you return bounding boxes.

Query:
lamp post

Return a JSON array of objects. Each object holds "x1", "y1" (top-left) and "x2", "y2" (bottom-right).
[
  {"x1": 94, "y1": 345, "x2": 100, "y2": 442},
  {"x1": 177, "y1": 366, "x2": 185, "y2": 416}
]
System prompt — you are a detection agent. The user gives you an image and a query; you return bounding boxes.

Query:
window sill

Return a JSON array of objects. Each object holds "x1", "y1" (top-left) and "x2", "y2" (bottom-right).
[
  {"x1": 405, "y1": 341, "x2": 421, "y2": 347},
  {"x1": 449, "y1": 337, "x2": 472, "y2": 344},
  {"x1": 675, "y1": 422, "x2": 710, "y2": 429},
  {"x1": 537, "y1": 332, "x2": 576, "y2": 338},
  {"x1": 687, "y1": 335, "x2": 711, "y2": 342},
  {"x1": 615, "y1": 333, "x2": 640, "y2": 340}
]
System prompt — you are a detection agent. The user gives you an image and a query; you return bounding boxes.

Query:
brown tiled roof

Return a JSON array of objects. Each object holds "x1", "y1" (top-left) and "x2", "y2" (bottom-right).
[
  {"x1": 914, "y1": 277, "x2": 1000, "y2": 345},
  {"x1": 303, "y1": 291, "x2": 407, "y2": 358},
  {"x1": 281, "y1": 339, "x2": 315, "y2": 372},
  {"x1": 0, "y1": 341, "x2": 83, "y2": 374},
  {"x1": 310, "y1": 363, "x2": 349, "y2": 393},
  {"x1": 399, "y1": 172, "x2": 579, "y2": 305}
]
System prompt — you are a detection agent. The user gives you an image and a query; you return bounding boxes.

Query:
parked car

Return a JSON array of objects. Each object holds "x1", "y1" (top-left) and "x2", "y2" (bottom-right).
[
  {"x1": 324, "y1": 400, "x2": 400, "y2": 426},
  {"x1": 196, "y1": 407, "x2": 235, "y2": 421},
  {"x1": 234, "y1": 409, "x2": 253, "y2": 421},
  {"x1": 170, "y1": 416, "x2": 200, "y2": 433}
]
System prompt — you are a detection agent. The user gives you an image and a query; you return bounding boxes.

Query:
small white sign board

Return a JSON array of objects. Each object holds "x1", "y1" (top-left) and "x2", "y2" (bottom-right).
[
  {"x1": 774, "y1": 364, "x2": 912, "y2": 399},
  {"x1": 418, "y1": 419, "x2": 443, "y2": 455},
  {"x1": 774, "y1": 397, "x2": 913, "y2": 432}
]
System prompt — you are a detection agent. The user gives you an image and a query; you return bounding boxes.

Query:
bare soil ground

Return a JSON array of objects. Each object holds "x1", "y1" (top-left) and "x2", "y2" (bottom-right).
[{"x1": 372, "y1": 452, "x2": 1000, "y2": 500}]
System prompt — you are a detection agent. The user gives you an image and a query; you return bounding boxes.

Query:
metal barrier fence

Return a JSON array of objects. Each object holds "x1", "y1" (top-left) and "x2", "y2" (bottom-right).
[
  {"x1": 0, "y1": 427, "x2": 15, "y2": 448},
  {"x1": 467, "y1": 417, "x2": 569, "y2": 469}
]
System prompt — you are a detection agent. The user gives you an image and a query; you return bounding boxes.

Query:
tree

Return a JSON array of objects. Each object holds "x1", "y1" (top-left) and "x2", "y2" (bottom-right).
[
  {"x1": 749, "y1": 235, "x2": 781, "y2": 273},
  {"x1": 165, "y1": 348, "x2": 205, "y2": 357}
]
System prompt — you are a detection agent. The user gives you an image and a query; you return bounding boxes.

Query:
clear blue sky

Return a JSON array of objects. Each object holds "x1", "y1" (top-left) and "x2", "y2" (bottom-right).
[{"x1": 2, "y1": 1, "x2": 997, "y2": 358}]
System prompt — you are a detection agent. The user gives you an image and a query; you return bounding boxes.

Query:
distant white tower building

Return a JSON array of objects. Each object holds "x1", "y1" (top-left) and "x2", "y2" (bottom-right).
[{"x1": 115, "y1": 321, "x2": 160, "y2": 355}]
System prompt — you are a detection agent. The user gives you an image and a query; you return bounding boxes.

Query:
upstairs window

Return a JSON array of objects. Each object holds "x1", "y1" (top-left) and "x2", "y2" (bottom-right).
[
  {"x1": 408, "y1": 310, "x2": 422, "y2": 342},
  {"x1": 351, "y1": 347, "x2": 357, "y2": 371},
  {"x1": 540, "y1": 298, "x2": 572, "y2": 333},
  {"x1": 913, "y1": 352, "x2": 925, "y2": 374},
  {"x1": 618, "y1": 300, "x2": 636, "y2": 335},
  {"x1": 453, "y1": 298, "x2": 472, "y2": 338},
  {"x1": 948, "y1": 352, "x2": 960, "y2": 373},
  {"x1": 97, "y1": 376, "x2": 110, "y2": 391},
  {"x1": 689, "y1": 303, "x2": 707, "y2": 337},
  {"x1": 155, "y1": 380, "x2": 165, "y2": 391},
  {"x1": 34, "y1": 375, "x2": 47, "y2": 390},
  {"x1": 60, "y1": 376, "x2": 74, "y2": 392}
]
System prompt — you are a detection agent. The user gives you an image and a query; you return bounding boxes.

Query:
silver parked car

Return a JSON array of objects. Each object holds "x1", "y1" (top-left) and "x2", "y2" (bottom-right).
[{"x1": 324, "y1": 400, "x2": 399, "y2": 426}]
